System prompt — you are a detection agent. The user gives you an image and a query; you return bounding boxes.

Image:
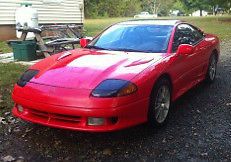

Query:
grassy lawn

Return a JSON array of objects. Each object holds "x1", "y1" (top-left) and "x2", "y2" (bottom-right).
[
  {"x1": 0, "y1": 16, "x2": 231, "y2": 115},
  {"x1": 181, "y1": 16, "x2": 231, "y2": 41},
  {"x1": 84, "y1": 17, "x2": 132, "y2": 36},
  {"x1": 0, "y1": 41, "x2": 11, "y2": 54},
  {"x1": 0, "y1": 63, "x2": 28, "y2": 116}
]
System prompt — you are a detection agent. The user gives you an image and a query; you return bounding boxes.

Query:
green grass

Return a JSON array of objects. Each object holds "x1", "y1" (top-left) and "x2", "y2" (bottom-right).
[
  {"x1": 0, "y1": 41, "x2": 11, "y2": 54},
  {"x1": 181, "y1": 16, "x2": 231, "y2": 41},
  {"x1": 0, "y1": 63, "x2": 28, "y2": 115},
  {"x1": 84, "y1": 17, "x2": 132, "y2": 36},
  {"x1": 0, "y1": 16, "x2": 231, "y2": 116}
]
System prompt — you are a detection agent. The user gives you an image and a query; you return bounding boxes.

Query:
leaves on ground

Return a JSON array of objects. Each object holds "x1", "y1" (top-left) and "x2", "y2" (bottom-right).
[{"x1": 1, "y1": 155, "x2": 15, "y2": 162}]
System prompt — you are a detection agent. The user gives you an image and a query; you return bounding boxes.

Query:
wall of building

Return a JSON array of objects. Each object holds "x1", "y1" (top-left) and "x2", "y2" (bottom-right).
[
  {"x1": 0, "y1": 0, "x2": 84, "y2": 40},
  {"x1": 0, "y1": 25, "x2": 16, "y2": 40}
]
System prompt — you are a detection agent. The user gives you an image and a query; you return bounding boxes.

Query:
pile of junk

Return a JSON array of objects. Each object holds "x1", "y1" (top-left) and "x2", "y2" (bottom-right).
[{"x1": 8, "y1": 3, "x2": 90, "y2": 61}]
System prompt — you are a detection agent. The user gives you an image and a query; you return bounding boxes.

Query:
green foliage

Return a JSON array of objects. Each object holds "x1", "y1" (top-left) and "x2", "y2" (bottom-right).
[
  {"x1": 180, "y1": 0, "x2": 231, "y2": 14},
  {"x1": 140, "y1": 0, "x2": 175, "y2": 16},
  {"x1": 84, "y1": 17, "x2": 131, "y2": 36},
  {"x1": 141, "y1": 0, "x2": 154, "y2": 13},
  {"x1": 0, "y1": 42, "x2": 11, "y2": 53},
  {"x1": 172, "y1": 0, "x2": 188, "y2": 13},
  {"x1": 210, "y1": 0, "x2": 230, "y2": 9},
  {"x1": 158, "y1": 0, "x2": 176, "y2": 16},
  {"x1": 181, "y1": 0, "x2": 209, "y2": 10},
  {"x1": 84, "y1": 0, "x2": 141, "y2": 18},
  {"x1": 84, "y1": 0, "x2": 230, "y2": 18},
  {"x1": 84, "y1": 0, "x2": 177, "y2": 18},
  {"x1": 0, "y1": 63, "x2": 28, "y2": 115},
  {"x1": 124, "y1": 0, "x2": 142, "y2": 17},
  {"x1": 84, "y1": 0, "x2": 99, "y2": 18}
]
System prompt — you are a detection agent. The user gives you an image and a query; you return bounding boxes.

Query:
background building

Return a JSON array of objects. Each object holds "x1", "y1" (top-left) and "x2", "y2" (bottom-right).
[{"x1": 0, "y1": 0, "x2": 84, "y2": 40}]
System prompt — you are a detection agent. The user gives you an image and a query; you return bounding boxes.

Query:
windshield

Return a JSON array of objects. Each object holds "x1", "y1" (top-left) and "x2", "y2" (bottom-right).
[{"x1": 87, "y1": 24, "x2": 173, "y2": 53}]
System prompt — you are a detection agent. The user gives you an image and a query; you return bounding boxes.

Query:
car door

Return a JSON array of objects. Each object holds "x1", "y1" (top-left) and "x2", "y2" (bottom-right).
[
  {"x1": 188, "y1": 25, "x2": 209, "y2": 79},
  {"x1": 191, "y1": 25, "x2": 212, "y2": 79},
  {"x1": 170, "y1": 24, "x2": 204, "y2": 98}
]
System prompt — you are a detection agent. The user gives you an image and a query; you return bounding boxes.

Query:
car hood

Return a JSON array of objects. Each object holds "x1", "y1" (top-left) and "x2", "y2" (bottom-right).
[{"x1": 30, "y1": 49, "x2": 165, "y2": 89}]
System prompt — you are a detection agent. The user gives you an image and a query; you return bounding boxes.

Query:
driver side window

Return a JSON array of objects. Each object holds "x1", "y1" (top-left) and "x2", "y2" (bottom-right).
[{"x1": 172, "y1": 24, "x2": 203, "y2": 52}]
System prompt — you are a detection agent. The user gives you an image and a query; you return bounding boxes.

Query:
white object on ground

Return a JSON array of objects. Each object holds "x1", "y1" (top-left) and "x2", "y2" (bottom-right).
[
  {"x1": 134, "y1": 12, "x2": 157, "y2": 19},
  {"x1": 15, "y1": 3, "x2": 38, "y2": 38},
  {"x1": 0, "y1": 52, "x2": 43, "y2": 65}
]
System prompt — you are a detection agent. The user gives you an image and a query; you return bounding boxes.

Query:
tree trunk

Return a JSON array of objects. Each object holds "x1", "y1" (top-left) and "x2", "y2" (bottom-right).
[
  {"x1": 213, "y1": 6, "x2": 215, "y2": 15},
  {"x1": 200, "y1": 9, "x2": 203, "y2": 16},
  {"x1": 155, "y1": 3, "x2": 161, "y2": 15},
  {"x1": 153, "y1": 0, "x2": 157, "y2": 14}
]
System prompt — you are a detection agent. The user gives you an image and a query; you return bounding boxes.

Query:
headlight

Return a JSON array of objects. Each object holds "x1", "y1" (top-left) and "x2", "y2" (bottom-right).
[
  {"x1": 91, "y1": 79, "x2": 137, "y2": 98},
  {"x1": 17, "y1": 69, "x2": 39, "y2": 87}
]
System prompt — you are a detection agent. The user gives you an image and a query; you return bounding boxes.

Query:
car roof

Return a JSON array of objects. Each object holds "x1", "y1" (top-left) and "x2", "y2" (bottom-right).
[{"x1": 117, "y1": 19, "x2": 183, "y2": 26}]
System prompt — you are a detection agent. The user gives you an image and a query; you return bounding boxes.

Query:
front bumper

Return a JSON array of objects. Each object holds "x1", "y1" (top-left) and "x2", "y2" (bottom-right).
[{"x1": 12, "y1": 94, "x2": 149, "y2": 132}]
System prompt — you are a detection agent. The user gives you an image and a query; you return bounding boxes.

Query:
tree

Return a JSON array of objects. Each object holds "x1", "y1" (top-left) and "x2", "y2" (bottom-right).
[
  {"x1": 181, "y1": 0, "x2": 209, "y2": 16},
  {"x1": 84, "y1": 0, "x2": 141, "y2": 18},
  {"x1": 124, "y1": 0, "x2": 142, "y2": 17},
  {"x1": 84, "y1": 0, "x2": 99, "y2": 18},
  {"x1": 158, "y1": 0, "x2": 175, "y2": 16},
  {"x1": 180, "y1": 0, "x2": 231, "y2": 16},
  {"x1": 141, "y1": 0, "x2": 175, "y2": 15},
  {"x1": 210, "y1": 0, "x2": 231, "y2": 14},
  {"x1": 172, "y1": 0, "x2": 187, "y2": 13}
]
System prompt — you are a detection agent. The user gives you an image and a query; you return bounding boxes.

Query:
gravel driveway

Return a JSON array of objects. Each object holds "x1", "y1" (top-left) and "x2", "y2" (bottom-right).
[{"x1": 0, "y1": 42, "x2": 231, "y2": 162}]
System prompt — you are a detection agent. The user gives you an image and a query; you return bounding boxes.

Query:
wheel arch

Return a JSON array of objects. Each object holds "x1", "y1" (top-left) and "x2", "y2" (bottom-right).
[
  {"x1": 148, "y1": 72, "x2": 173, "y2": 127},
  {"x1": 151, "y1": 73, "x2": 173, "y2": 96},
  {"x1": 212, "y1": 49, "x2": 219, "y2": 62}
]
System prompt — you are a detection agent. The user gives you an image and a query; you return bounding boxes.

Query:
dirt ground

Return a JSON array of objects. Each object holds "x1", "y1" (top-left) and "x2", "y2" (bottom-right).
[{"x1": 0, "y1": 41, "x2": 231, "y2": 162}]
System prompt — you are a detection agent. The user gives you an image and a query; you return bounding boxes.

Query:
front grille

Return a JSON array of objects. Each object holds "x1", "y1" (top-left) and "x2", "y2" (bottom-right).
[
  {"x1": 30, "y1": 109, "x2": 49, "y2": 120},
  {"x1": 28, "y1": 108, "x2": 82, "y2": 125}
]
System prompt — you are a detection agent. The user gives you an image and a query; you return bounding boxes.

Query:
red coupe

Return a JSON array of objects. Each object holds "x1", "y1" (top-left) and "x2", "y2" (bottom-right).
[{"x1": 12, "y1": 20, "x2": 220, "y2": 132}]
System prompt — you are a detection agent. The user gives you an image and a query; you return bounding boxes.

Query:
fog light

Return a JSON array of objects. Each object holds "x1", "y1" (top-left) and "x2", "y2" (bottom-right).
[
  {"x1": 109, "y1": 117, "x2": 118, "y2": 125},
  {"x1": 87, "y1": 117, "x2": 105, "y2": 126},
  {"x1": 17, "y1": 104, "x2": 24, "y2": 113}
]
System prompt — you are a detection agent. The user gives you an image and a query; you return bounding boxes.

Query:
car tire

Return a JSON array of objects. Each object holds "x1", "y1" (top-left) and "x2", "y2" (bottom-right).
[
  {"x1": 148, "y1": 77, "x2": 172, "y2": 128},
  {"x1": 205, "y1": 54, "x2": 217, "y2": 83}
]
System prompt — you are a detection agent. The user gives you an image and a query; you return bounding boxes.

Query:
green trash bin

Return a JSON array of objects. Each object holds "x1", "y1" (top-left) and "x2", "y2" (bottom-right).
[{"x1": 11, "y1": 40, "x2": 38, "y2": 61}]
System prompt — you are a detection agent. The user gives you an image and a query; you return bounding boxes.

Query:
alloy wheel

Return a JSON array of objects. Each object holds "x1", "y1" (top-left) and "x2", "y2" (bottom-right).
[{"x1": 154, "y1": 85, "x2": 171, "y2": 124}]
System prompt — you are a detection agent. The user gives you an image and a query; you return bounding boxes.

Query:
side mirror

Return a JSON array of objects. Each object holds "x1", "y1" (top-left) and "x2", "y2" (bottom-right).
[
  {"x1": 80, "y1": 38, "x2": 89, "y2": 48},
  {"x1": 80, "y1": 37, "x2": 94, "y2": 48},
  {"x1": 176, "y1": 44, "x2": 194, "y2": 55}
]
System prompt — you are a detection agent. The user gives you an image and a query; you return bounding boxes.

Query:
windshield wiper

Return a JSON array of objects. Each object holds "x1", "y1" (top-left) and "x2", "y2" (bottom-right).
[
  {"x1": 112, "y1": 48, "x2": 152, "y2": 53},
  {"x1": 86, "y1": 45, "x2": 108, "y2": 50}
]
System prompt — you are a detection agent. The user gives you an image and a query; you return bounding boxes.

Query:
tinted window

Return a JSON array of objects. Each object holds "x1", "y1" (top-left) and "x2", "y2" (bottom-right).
[
  {"x1": 172, "y1": 24, "x2": 204, "y2": 52},
  {"x1": 191, "y1": 26, "x2": 204, "y2": 42},
  {"x1": 89, "y1": 24, "x2": 173, "y2": 53}
]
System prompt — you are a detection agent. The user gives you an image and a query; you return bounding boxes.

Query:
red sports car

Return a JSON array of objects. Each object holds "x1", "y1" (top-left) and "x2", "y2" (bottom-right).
[{"x1": 12, "y1": 20, "x2": 220, "y2": 132}]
